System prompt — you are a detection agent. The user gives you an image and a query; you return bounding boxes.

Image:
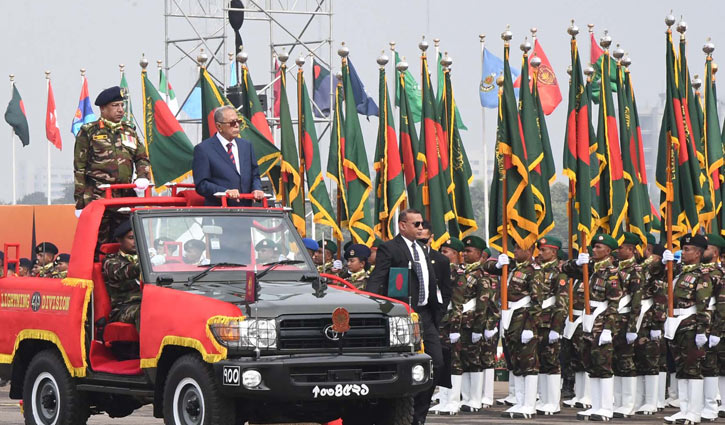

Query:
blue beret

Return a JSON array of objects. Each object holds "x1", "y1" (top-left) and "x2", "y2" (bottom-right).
[
  {"x1": 302, "y1": 238, "x2": 319, "y2": 252},
  {"x1": 95, "y1": 86, "x2": 126, "y2": 106}
]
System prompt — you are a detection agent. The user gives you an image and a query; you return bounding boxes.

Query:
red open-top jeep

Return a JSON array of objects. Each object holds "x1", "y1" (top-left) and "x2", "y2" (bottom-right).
[{"x1": 0, "y1": 186, "x2": 431, "y2": 425}]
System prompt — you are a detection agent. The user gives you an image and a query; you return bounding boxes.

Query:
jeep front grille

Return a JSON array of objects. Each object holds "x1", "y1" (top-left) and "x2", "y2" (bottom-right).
[{"x1": 278, "y1": 314, "x2": 388, "y2": 351}]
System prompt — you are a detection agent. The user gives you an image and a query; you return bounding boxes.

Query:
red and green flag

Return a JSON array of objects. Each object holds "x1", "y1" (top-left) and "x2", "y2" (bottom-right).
[
  {"x1": 397, "y1": 67, "x2": 425, "y2": 214},
  {"x1": 374, "y1": 67, "x2": 406, "y2": 240},
  {"x1": 298, "y1": 68, "x2": 343, "y2": 241},
  {"x1": 342, "y1": 57, "x2": 375, "y2": 246},
  {"x1": 704, "y1": 56, "x2": 725, "y2": 234},
  {"x1": 240, "y1": 64, "x2": 275, "y2": 144},
  {"x1": 5, "y1": 83, "x2": 29, "y2": 146},
  {"x1": 488, "y1": 42, "x2": 539, "y2": 254},
  {"x1": 278, "y1": 64, "x2": 306, "y2": 235},
  {"x1": 327, "y1": 78, "x2": 348, "y2": 230},
  {"x1": 141, "y1": 71, "x2": 194, "y2": 189}
]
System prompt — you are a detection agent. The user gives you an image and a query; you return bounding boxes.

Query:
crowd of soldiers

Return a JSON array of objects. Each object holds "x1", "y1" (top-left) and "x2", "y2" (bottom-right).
[{"x1": 0, "y1": 242, "x2": 70, "y2": 280}]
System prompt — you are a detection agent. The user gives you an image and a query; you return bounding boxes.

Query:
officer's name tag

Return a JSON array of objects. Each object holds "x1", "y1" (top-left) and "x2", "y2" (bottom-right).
[
  {"x1": 312, "y1": 383, "x2": 369, "y2": 398},
  {"x1": 93, "y1": 134, "x2": 109, "y2": 141}
]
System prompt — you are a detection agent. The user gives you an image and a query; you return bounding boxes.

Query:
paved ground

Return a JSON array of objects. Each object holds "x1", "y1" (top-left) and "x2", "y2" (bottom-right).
[{"x1": 0, "y1": 381, "x2": 683, "y2": 424}]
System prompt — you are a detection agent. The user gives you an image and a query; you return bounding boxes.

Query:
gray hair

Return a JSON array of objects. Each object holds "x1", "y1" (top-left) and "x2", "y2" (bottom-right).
[{"x1": 213, "y1": 105, "x2": 237, "y2": 123}]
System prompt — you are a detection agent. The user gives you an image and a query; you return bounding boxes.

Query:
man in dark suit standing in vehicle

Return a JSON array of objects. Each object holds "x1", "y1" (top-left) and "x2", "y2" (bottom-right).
[
  {"x1": 192, "y1": 105, "x2": 264, "y2": 206},
  {"x1": 366, "y1": 209, "x2": 445, "y2": 425}
]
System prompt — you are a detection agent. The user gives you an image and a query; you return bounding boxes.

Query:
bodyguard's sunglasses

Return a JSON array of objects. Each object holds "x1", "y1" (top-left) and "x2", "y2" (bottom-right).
[{"x1": 408, "y1": 221, "x2": 423, "y2": 227}]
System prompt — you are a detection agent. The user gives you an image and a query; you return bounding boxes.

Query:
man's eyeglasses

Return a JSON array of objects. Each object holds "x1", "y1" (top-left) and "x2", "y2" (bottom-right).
[
  {"x1": 407, "y1": 221, "x2": 423, "y2": 228},
  {"x1": 217, "y1": 120, "x2": 241, "y2": 127}
]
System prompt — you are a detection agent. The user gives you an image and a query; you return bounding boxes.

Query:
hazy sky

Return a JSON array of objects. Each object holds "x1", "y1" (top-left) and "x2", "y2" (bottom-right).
[{"x1": 2, "y1": 0, "x2": 724, "y2": 203}]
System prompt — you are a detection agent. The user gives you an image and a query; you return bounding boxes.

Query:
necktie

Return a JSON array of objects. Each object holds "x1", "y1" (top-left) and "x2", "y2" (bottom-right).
[
  {"x1": 411, "y1": 243, "x2": 426, "y2": 305},
  {"x1": 226, "y1": 142, "x2": 236, "y2": 167}
]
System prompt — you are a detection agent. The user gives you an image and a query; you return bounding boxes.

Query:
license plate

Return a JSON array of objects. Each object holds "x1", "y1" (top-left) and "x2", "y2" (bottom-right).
[
  {"x1": 312, "y1": 383, "x2": 369, "y2": 398},
  {"x1": 222, "y1": 366, "x2": 240, "y2": 386}
]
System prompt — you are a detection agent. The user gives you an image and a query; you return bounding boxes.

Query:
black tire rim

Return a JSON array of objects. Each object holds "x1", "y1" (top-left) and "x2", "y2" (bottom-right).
[
  {"x1": 32, "y1": 372, "x2": 59, "y2": 425},
  {"x1": 174, "y1": 378, "x2": 205, "y2": 425}
]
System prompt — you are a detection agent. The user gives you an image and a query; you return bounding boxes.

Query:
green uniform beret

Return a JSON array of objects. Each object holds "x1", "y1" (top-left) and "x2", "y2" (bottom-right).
[
  {"x1": 621, "y1": 232, "x2": 641, "y2": 246},
  {"x1": 706, "y1": 233, "x2": 725, "y2": 249},
  {"x1": 441, "y1": 237, "x2": 464, "y2": 252},
  {"x1": 317, "y1": 239, "x2": 338, "y2": 254},
  {"x1": 680, "y1": 234, "x2": 708, "y2": 250},
  {"x1": 537, "y1": 236, "x2": 562, "y2": 250},
  {"x1": 591, "y1": 233, "x2": 618, "y2": 250},
  {"x1": 462, "y1": 236, "x2": 486, "y2": 251},
  {"x1": 646, "y1": 233, "x2": 657, "y2": 245}
]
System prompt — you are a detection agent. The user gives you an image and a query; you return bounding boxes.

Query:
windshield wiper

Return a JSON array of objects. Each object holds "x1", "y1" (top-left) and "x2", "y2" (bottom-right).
[
  {"x1": 255, "y1": 259, "x2": 304, "y2": 281},
  {"x1": 185, "y1": 262, "x2": 247, "y2": 287}
]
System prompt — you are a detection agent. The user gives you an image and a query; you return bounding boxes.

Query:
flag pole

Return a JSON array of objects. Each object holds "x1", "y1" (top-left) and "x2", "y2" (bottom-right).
[
  {"x1": 296, "y1": 56, "x2": 307, "y2": 238},
  {"x1": 46, "y1": 71, "x2": 51, "y2": 205},
  {"x1": 10, "y1": 74, "x2": 16, "y2": 205},
  {"x1": 479, "y1": 34, "x2": 490, "y2": 241},
  {"x1": 495, "y1": 42, "x2": 508, "y2": 311},
  {"x1": 665, "y1": 27, "x2": 675, "y2": 318}
]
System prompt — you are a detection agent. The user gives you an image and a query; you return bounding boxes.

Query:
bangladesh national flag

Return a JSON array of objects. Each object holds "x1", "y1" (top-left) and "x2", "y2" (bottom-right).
[
  {"x1": 397, "y1": 67, "x2": 425, "y2": 214},
  {"x1": 488, "y1": 42, "x2": 538, "y2": 254},
  {"x1": 519, "y1": 50, "x2": 555, "y2": 238},
  {"x1": 342, "y1": 58, "x2": 375, "y2": 246},
  {"x1": 240, "y1": 65, "x2": 274, "y2": 144},
  {"x1": 278, "y1": 65, "x2": 306, "y2": 235},
  {"x1": 373, "y1": 67, "x2": 407, "y2": 240},
  {"x1": 421, "y1": 52, "x2": 454, "y2": 249},
  {"x1": 439, "y1": 65, "x2": 477, "y2": 238},
  {"x1": 704, "y1": 56, "x2": 725, "y2": 234},
  {"x1": 563, "y1": 37, "x2": 594, "y2": 249},
  {"x1": 199, "y1": 68, "x2": 281, "y2": 188},
  {"x1": 141, "y1": 71, "x2": 194, "y2": 188},
  {"x1": 5, "y1": 83, "x2": 29, "y2": 146},
  {"x1": 394, "y1": 51, "x2": 422, "y2": 123},
  {"x1": 298, "y1": 69, "x2": 343, "y2": 241},
  {"x1": 655, "y1": 30, "x2": 703, "y2": 242},
  {"x1": 327, "y1": 78, "x2": 348, "y2": 229}
]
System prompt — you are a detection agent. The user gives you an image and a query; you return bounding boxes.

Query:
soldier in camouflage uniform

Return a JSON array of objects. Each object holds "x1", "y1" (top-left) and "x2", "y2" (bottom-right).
[
  {"x1": 102, "y1": 221, "x2": 142, "y2": 331},
  {"x1": 611, "y1": 232, "x2": 645, "y2": 418},
  {"x1": 50, "y1": 253, "x2": 70, "y2": 279},
  {"x1": 714, "y1": 238, "x2": 725, "y2": 419},
  {"x1": 534, "y1": 236, "x2": 568, "y2": 415},
  {"x1": 34, "y1": 242, "x2": 58, "y2": 278},
  {"x1": 315, "y1": 239, "x2": 343, "y2": 276},
  {"x1": 343, "y1": 244, "x2": 370, "y2": 290},
  {"x1": 74, "y1": 86, "x2": 151, "y2": 244},
  {"x1": 663, "y1": 234, "x2": 713, "y2": 425},
  {"x1": 562, "y1": 234, "x2": 622, "y2": 421},
  {"x1": 485, "y1": 243, "x2": 542, "y2": 419}
]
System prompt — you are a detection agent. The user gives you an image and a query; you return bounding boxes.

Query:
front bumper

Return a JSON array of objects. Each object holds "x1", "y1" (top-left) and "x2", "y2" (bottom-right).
[{"x1": 212, "y1": 352, "x2": 432, "y2": 401}]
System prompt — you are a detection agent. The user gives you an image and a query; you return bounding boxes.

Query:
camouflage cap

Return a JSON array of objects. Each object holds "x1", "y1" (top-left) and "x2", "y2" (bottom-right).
[
  {"x1": 95, "y1": 86, "x2": 126, "y2": 106},
  {"x1": 255, "y1": 239, "x2": 278, "y2": 250},
  {"x1": 344, "y1": 244, "x2": 371, "y2": 261},
  {"x1": 706, "y1": 233, "x2": 725, "y2": 249},
  {"x1": 441, "y1": 237, "x2": 464, "y2": 252},
  {"x1": 621, "y1": 232, "x2": 641, "y2": 247},
  {"x1": 317, "y1": 239, "x2": 338, "y2": 253},
  {"x1": 591, "y1": 234, "x2": 618, "y2": 250},
  {"x1": 35, "y1": 242, "x2": 59, "y2": 255},
  {"x1": 462, "y1": 236, "x2": 486, "y2": 250},
  {"x1": 680, "y1": 234, "x2": 708, "y2": 250},
  {"x1": 537, "y1": 236, "x2": 562, "y2": 250}
]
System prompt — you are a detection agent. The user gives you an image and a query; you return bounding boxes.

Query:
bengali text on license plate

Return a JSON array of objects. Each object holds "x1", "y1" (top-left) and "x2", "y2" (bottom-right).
[{"x1": 312, "y1": 384, "x2": 369, "y2": 398}]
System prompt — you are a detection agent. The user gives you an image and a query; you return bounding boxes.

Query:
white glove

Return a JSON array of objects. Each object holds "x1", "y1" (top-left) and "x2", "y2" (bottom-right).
[
  {"x1": 449, "y1": 332, "x2": 461, "y2": 344},
  {"x1": 332, "y1": 260, "x2": 343, "y2": 270},
  {"x1": 150, "y1": 255, "x2": 166, "y2": 266},
  {"x1": 626, "y1": 332, "x2": 638, "y2": 344},
  {"x1": 599, "y1": 329, "x2": 613, "y2": 345},
  {"x1": 484, "y1": 328, "x2": 498, "y2": 340},
  {"x1": 521, "y1": 329, "x2": 534, "y2": 344},
  {"x1": 575, "y1": 252, "x2": 590, "y2": 266},
  {"x1": 696, "y1": 333, "x2": 708, "y2": 348},
  {"x1": 74, "y1": 209, "x2": 82, "y2": 218},
  {"x1": 709, "y1": 335, "x2": 721, "y2": 348},
  {"x1": 662, "y1": 249, "x2": 675, "y2": 264},
  {"x1": 548, "y1": 330, "x2": 560, "y2": 344},
  {"x1": 650, "y1": 329, "x2": 662, "y2": 340},
  {"x1": 495, "y1": 254, "x2": 510, "y2": 269},
  {"x1": 472, "y1": 332, "x2": 483, "y2": 343},
  {"x1": 134, "y1": 177, "x2": 150, "y2": 190}
]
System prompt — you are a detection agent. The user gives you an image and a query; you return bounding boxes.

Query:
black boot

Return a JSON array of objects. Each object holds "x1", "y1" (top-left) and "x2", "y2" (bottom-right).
[{"x1": 561, "y1": 375, "x2": 575, "y2": 400}]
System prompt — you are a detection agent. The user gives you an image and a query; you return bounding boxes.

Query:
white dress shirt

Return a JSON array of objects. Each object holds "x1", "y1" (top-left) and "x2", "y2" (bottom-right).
[
  {"x1": 402, "y1": 235, "x2": 430, "y2": 306},
  {"x1": 217, "y1": 133, "x2": 240, "y2": 174}
]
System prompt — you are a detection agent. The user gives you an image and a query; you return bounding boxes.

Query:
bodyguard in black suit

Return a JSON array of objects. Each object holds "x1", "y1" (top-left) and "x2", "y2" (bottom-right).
[
  {"x1": 366, "y1": 209, "x2": 445, "y2": 425},
  {"x1": 419, "y1": 221, "x2": 453, "y2": 327}
]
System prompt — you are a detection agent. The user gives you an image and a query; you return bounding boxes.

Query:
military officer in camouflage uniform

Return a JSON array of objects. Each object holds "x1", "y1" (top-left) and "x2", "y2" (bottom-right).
[
  {"x1": 343, "y1": 244, "x2": 370, "y2": 290},
  {"x1": 610, "y1": 232, "x2": 645, "y2": 418},
  {"x1": 485, "y1": 243, "x2": 542, "y2": 418},
  {"x1": 50, "y1": 253, "x2": 70, "y2": 279},
  {"x1": 712, "y1": 237, "x2": 725, "y2": 419},
  {"x1": 663, "y1": 234, "x2": 713, "y2": 424},
  {"x1": 102, "y1": 220, "x2": 142, "y2": 331},
  {"x1": 315, "y1": 239, "x2": 343, "y2": 276},
  {"x1": 562, "y1": 234, "x2": 622, "y2": 421},
  {"x1": 74, "y1": 86, "x2": 151, "y2": 243},
  {"x1": 34, "y1": 242, "x2": 58, "y2": 277},
  {"x1": 534, "y1": 236, "x2": 568, "y2": 415}
]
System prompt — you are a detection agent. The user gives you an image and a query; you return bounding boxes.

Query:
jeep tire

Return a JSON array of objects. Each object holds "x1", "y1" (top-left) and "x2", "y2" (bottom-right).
[
  {"x1": 22, "y1": 350, "x2": 89, "y2": 425},
  {"x1": 163, "y1": 354, "x2": 234, "y2": 425}
]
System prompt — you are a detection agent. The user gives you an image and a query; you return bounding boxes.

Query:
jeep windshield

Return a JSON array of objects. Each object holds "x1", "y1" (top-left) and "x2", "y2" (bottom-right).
[{"x1": 135, "y1": 210, "x2": 315, "y2": 283}]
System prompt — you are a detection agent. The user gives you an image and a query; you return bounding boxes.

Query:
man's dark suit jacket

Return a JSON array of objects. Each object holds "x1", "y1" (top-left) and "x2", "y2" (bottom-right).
[
  {"x1": 192, "y1": 135, "x2": 262, "y2": 206},
  {"x1": 427, "y1": 248, "x2": 452, "y2": 325},
  {"x1": 366, "y1": 234, "x2": 442, "y2": 317}
]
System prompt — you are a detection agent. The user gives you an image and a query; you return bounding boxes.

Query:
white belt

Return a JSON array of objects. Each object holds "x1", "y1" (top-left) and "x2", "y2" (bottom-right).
[
  {"x1": 618, "y1": 294, "x2": 632, "y2": 314},
  {"x1": 462, "y1": 298, "x2": 476, "y2": 313},
  {"x1": 635, "y1": 298, "x2": 654, "y2": 332},
  {"x1": 572, "y1": 309, "x2": 583, "y2": 316},
  {"x1": 563, "y1": 316, "x2": 582, "y2": 339},
  {"x1": 707, "y1": 297, "x2": 716, "y2": 312},
  {"x1": 542, "y1": 295, "x2": 557, "y2": 310},
  {"x1": 582, "y1": 301, "x2": 609, "y2": 333},
  {"x1": 664, "y1": 305, "x2": 697, "y2": 340},
  {"x1": 500, "y1": 295, "x2": 532, "y2": 333}
]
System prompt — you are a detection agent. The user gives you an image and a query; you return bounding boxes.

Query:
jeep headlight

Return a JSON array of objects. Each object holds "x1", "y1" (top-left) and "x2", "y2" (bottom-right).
[
  {"x1": 210, "y1": 319, "x2": 277, "y2": 349},
  {"x1": 389, "y1": 316, "x2": 414, "y2": 347}
]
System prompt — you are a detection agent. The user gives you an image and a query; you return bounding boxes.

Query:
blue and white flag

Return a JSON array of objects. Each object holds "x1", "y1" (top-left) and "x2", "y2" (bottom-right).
[{"x1": 479, "y1": 48, "x2": 520, "y2": 108}]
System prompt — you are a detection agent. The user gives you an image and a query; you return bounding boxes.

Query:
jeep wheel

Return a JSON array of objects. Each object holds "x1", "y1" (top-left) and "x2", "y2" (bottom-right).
[
  {"x1": 22, "y1": 350, "x2": 88, "y2": 425},
  {"x1": 163, "y1": 354, "x2": 234, "y2": 425},
  {"x1": 378, "y1": 396, "x2": 414, "y2": 425}
]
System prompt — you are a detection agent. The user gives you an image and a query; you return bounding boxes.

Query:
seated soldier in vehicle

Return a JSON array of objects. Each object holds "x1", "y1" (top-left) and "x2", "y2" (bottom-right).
[
  {"x1": 30, "y1": 259, "x2": 41, "y2": 276},
  {"x1": 51, "y1": 253, "x2": 70, "y2": 278},
  {"x1": 103, "y1": 221, "x2": 142, "y2": 331},
  {"x1": 343, "y1": 244, "x2": 371, "y2": 290},
  {"x1": 256, "y1": 239, "x2": 279, "y2": 264},
  {"x1": 16, "y1": 258, "x2": 31, "y2": 277},
  {"x1": 34, "y1": 242, "x2": 59, "y2": 277},
  {"x1": 183, "y1": 239, "x2": 208, "y2": 265}
]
